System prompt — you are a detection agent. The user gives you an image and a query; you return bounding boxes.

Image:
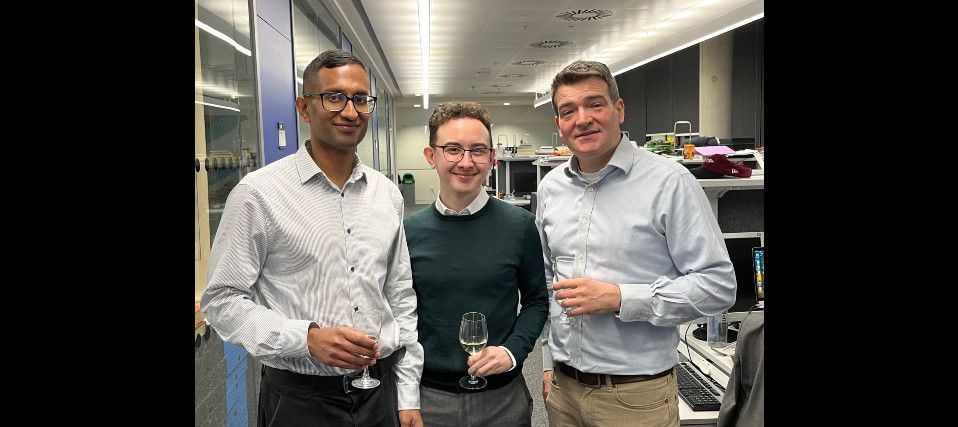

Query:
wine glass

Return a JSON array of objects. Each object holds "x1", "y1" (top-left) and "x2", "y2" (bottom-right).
[
  {"x1": 552, "y1": 256, "x2": 576, "y2": 324},
  {"x1": 351, "y1": 308, "x2": 383, "y2": 389},
  {"x1": 458, "y1": 312, "x2": 488, "y2": 390}
]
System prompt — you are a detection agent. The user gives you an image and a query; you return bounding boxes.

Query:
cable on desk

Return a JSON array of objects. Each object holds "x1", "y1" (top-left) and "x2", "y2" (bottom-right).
[
  {"x1": 711, "y1": 304, "x2": 761, "y2": 357},
  {"x1": 684, "y1": 304, "x2": 761, "y2": 370},
  {"x1": 683, "y1": 324, "x2": 699, "y2": 372}
]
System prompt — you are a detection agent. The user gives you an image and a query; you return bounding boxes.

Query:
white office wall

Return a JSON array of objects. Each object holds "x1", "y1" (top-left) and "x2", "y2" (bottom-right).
[{"x1": 395, "y1": 105, "x2": 557, "y2": 204}]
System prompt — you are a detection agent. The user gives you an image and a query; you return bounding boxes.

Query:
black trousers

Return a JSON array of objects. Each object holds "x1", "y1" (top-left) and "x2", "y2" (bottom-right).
[{"x1": 257, "y1": 349, "x2": 404, "y2": 427}]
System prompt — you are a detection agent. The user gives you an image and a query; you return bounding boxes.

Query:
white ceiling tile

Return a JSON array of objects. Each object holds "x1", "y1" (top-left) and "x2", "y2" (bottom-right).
[{"x1": 359, "y1": 0, "x2": 761, "y2": 102}]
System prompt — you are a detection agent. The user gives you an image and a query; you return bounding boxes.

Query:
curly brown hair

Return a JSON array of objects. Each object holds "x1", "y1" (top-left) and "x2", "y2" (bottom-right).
[{"x1": 428, "y1": 101, "x2": 492, "y2": 146}]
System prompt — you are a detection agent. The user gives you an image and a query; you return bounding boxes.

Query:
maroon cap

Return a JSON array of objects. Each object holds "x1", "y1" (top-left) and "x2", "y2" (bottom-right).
[{"x1": 690, "y1": 154, "x2": 752, "y2": 179}]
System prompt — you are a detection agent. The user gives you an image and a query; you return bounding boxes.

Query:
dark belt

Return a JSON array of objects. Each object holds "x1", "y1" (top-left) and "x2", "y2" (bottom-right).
[
  {"x1": 263, "y1": 347, "x2": 405, "y2": 395},
  {"x1": 556, "y1": 361, "x2": 673, "y2": 388}
]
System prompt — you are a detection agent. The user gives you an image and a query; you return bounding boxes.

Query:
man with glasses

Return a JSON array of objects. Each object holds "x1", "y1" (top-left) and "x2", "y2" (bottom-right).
[
  {"x1": 403, "y1": 101, "x2": 548, "y2": 426},
  {"x1": 202, "y1": 49, "x2": 424, "y2": 427},
  {"x1": 536, "y1": 60, "x2": 735, "y2": 427}
]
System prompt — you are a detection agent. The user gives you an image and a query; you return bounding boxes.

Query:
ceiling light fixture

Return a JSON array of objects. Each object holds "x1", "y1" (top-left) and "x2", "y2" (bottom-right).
[
  {"x1": 414, "y1": 104, "x2": 421, "y2": 108},
  {"x1": 194, "y1": 19, "x2": 251, "y2": 56},
  {"x1": 418, "y1": 0, "x2": 430, "y2": 109},
  {"x1": 195, "y1": 100, "x2": 240, "y2": 112},
  {"x1": 533, "y1": 92, "x2": 551, "y2": 109},
  {"x1": 613, "y1": 12, "x2": 765, "y2": 76},
  {"x1": 503, "y1": 102, "x2": 511, "y2": 106}
]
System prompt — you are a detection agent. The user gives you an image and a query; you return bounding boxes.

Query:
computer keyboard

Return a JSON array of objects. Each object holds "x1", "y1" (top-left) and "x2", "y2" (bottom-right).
[{"x1": 676, "y1": 362, "x2": 722, "y2": 411}]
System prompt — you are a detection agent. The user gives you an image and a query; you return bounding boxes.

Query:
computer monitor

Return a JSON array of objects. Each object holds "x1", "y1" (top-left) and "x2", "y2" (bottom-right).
[
  {"x1": 752, "y1": 246, "x2": 764, "y2": 307},
  {"x1": 511, "y1": 170, "x2": 538, "y2": 196},
  {"x1": 691, "y1": 232, "x2": 764, "y2": 343},
  {"x1": 724, "y1": 232, "x2": 764, "y2": 314}
]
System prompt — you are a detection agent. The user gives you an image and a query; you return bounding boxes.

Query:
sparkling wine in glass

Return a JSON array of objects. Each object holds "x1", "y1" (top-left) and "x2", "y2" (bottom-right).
[
  {"x1": 552, "y1": 256, "x2": 576, "y2": 324},
  {"x1": 351, "y1": 308, "x2": 383, "y2": 389},
  {"x1": 458, "y1": 312, "x2": 488, "y2": 390}
]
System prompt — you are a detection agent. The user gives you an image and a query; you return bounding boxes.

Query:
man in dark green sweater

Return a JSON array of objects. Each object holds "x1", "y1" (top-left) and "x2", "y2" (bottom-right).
[{"x1": 404, "y1": 101, "x2": 548, "y2": 426}]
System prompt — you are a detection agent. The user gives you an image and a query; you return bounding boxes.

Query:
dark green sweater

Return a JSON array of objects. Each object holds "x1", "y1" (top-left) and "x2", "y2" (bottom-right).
[{"x1": 404, "y1": 197, "x2": 548, "y2": 392}]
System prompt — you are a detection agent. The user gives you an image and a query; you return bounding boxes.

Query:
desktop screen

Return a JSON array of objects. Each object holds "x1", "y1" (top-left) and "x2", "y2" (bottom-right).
[
  {"x1": 753, "y1": 247, "x2": 764, "y2": 304},
  {"x1": 724, "y1": 232, "x2": 764, "y2": 313},
  {"x1": 512, "y1": 171, "x2": 538, "y2": 196}
]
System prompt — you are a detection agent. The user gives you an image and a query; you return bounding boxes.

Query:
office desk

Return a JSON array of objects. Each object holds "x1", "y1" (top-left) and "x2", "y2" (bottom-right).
[
  {"x1": 698, "y1": 175, "x2": 764, "y2": 219},
  {"x1": 495, "y1": 156, "x2": 538, "y2": 196},
  {"x1": 676, "y1": 324, "x2": 735, "y2": 425}
]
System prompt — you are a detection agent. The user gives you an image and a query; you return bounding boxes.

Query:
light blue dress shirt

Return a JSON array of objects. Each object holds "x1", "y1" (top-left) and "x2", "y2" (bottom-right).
[{"x1": 536, "y1": 133, "x2": 735, "y2": 375}]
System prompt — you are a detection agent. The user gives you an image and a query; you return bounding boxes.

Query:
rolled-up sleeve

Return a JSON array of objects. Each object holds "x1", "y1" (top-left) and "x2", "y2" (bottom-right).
[{"x1": 616, "y1": 174, "x2": 736, "y2": 326}]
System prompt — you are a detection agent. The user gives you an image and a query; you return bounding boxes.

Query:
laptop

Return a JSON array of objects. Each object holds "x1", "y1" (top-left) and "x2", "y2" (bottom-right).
[{"x1": 752, "y1": 247, "x2": 764, "y2": 308}]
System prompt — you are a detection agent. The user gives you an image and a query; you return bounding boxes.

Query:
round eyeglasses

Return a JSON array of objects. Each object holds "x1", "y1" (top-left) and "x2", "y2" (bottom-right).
[
  {"x1": 303, "y1": 92, "x2": 377, "y2": 114},
  {"x1": 432, "y1": 145, "x2": 494, "y2": 164}
]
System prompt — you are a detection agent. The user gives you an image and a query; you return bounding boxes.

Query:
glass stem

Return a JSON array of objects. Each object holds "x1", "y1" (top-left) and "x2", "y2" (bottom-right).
[
  {"x1": 362, "y1": 367, "x2": 370, "y2": 380},
  {"x1": 469, "y1": 374, "x2": 477, "y2": 384}
]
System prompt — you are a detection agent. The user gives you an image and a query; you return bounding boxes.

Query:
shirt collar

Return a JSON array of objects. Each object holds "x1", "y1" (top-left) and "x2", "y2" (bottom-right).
[
  {"x1": 565, "y1": 132, "x2": 635, "y2": 179},
  {"x1": 435, "y1": 190, "x2": 490, "y2": 216},
  {"x1": 295, "y1": 139, "x2": 366, "y2": 185}
]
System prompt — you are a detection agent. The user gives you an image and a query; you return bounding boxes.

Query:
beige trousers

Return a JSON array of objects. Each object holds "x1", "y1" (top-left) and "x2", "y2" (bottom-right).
[{"x1": 545, "y1": 369, "x2": 679, "y2": 427}]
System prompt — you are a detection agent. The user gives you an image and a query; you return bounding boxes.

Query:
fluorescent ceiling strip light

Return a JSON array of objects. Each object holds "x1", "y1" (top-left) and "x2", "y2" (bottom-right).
[
  {"x1": 613, "y1": 12, "x2": 764, "y2": 76},
  {"x1": 195, "y1": 19, "x2": 252, "y2": 56},
  {"x1": 418, "y1": 0, "x2": 429, "y2": 109},
  {"x1": 195, "y1": 100, "x2": 240, "y2": 112},
  {"x1": 533, "y1": 92, "x2": 552, "y2": 109}
]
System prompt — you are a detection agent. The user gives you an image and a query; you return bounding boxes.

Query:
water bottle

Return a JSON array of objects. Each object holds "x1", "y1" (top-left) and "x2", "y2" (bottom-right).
[{"x1": 706, "y1": 312, "x2": 729, "y2": 349}]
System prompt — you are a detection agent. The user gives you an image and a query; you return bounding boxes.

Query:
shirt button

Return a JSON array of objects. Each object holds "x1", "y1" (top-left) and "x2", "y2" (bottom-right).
[
  {"x1": 341, "y1": 192, "x2": 345, "y2": 197},
  {"x1": 350, "y1": 267, "x2": 355, "y2": 272},
  {"x1": 589, "y1": 187, "x2": 595, "y2": 192},
  {"x1": 347, "y1": 228, "x2": 352, "y2": 234}
]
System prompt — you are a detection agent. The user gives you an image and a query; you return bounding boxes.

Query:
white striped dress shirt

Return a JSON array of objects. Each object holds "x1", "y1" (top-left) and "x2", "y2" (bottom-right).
[{"x1": 201, "y1": 142, "x2": 423, "y2": 409}]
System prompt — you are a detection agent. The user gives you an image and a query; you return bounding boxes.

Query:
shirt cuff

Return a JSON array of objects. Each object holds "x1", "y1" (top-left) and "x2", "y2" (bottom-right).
[
  {"x1": 396, "y1": 382, "x2": 421, "y2": 410},
  {"x1": 498, "y1": 346, "x2": 517, "y2": 372},
  {"x1": 285, "y1": 319, "x2": 317, "y2": 358},
  {"x1": 616, "y1": 283, "x2": 654, "y2": 322}
]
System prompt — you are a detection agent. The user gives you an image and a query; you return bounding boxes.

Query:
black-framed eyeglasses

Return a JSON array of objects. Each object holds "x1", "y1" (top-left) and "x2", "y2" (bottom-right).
[
  {"x1": 432, "y1": 144, "x2": 494, "y2": 164},
  {"x1": 303, "y1": 92, "x2": 377, "y2": 114}
]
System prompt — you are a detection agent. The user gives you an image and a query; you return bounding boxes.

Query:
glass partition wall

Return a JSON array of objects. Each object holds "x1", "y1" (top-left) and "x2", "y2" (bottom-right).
[{"x1": 194, "y1": 0, "x2": 260, "y2": 302}]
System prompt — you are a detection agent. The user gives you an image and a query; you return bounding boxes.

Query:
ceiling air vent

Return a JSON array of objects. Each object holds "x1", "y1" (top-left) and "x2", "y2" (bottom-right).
[
  {"x1": 511, "y1": 60, "x2": 545, "y2": 66},
  {"x1": 556, "y1": 9, "x2": 613, "y2": 22},
  {"x1": 497, "y1": 73, "x2": 526, "y2": 78},
  {"x1": 529, "y1": 40, "x2": 572, "y2": 49},
  {"x1": 490, "y1": 84, "x2": 513, "y2": 88}
]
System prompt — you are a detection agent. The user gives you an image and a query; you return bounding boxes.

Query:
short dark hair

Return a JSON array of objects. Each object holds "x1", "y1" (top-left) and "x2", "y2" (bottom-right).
[
  {"x1": 428, "y1": 101, "x2": 492, "y2": 146},
  {"x1": 302, "y1": 49, "x2": 368, "y2": 92},
  {"x1": 550, "y1": 60, "x2": 620, "y2": 115}
]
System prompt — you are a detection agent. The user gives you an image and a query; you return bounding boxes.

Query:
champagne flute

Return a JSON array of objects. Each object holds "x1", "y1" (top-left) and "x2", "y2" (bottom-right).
[
  {"x1": 458, "y1": 312, "x2": 488, "y2": 390},
  {"x1": 351, "y1": 308, "x2": 383, "y2": 389},
  {"x1": 552, "y1": 256, "x2": 576, "y2": 324}
]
